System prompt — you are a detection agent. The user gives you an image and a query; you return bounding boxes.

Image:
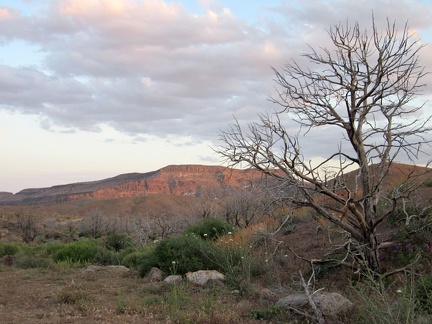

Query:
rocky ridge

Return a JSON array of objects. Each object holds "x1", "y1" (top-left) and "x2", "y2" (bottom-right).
[{"x1": 0, "y1": 165, "x2": 265, "y2": 205}]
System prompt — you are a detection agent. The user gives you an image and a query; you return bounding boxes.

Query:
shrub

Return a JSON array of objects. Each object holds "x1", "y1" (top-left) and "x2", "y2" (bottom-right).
[
  {"x1": 351, "y1": 276, "x2": 415, "y2": 324},
  {"x1": 208, "y1": 243, "x2": 268, "y2": 292},
  {"x1": 0, "y1": 242, "x2": 21, "y2": 257},
  {"x1": 382, "y1": 217, "x2": 431, "y2": 266},
  {"x1": 186, "y1": 217, "x2": 234, "y2": 240},
  {"x1": 138, "y1": 250, "x2": 160, "y2": 277},
  {"x1": 56, "y1": 289, "x2": 91, "y2": 311},
  {"x1": 16, "y1": 212, "x2": 39, "y2": 243},
  {"x1": 93, "y1": 246, "x2": 119, "y2": 265},
  {"x1": 415, "y1": 274, "x2": 432, "y2": 314},
  {"x1": 139, "y1": 235, "x2": 218, "y2": 276},
  {"x1": 49, "y1": 239, "x2": 99, "y2": 263},
  {"x1": 422, "y1": 179, "x2": 432, "y2": 188},
  {"x1": 250, "y1": 305, "x2": 284, "y2": 320},
  {"x1": 121, "y1": 250, "x2": 149, "y2": 269},
  {"x1": 13, "y1": 252, "x2": 53, "y2": 269},
  {"x1": 104, "y1": 232, "x2": 133, "y2": 252}
]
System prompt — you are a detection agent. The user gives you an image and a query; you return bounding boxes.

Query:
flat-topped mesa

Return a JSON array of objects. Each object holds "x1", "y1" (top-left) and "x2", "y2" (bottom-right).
[
  {"x1": 0, "y1": 165, "x2": 265, "y2": 205},
  {"x1": 159, "y1": 164, "x2": 226, "y2": 173}
]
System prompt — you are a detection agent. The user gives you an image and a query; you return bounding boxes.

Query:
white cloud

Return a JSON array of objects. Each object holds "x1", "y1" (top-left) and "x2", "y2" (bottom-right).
[{"x1": 0, "y1": 0, "x2": 431, "y2": 191}]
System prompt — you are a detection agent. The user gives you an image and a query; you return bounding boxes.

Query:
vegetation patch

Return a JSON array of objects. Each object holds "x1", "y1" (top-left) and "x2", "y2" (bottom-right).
[
  {"x1": 186, "y1": 217, "x2": 235, "y2": 240},
  {"x1": 139, "y1": 234, "x2": 217, "y2": 276}
]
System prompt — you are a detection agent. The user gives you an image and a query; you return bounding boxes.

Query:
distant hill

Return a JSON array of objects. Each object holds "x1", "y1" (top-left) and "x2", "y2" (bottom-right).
[
  {"x1": 0, "y1": 165, "x2": 267, "y2": 206},
  {"x1": 1, "y1": 163, "x2": 430, "y2": 206}
]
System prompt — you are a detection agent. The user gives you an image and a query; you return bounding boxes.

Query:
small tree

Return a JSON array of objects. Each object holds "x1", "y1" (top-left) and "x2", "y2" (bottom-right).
[
  {"x1": 218, "y1": 18, "x2": 431, "y2": 274},
  {"x1": 222, "y1": 190, "x2": 274, "y2": 228},
  {"x1": 16, "y1": 212, "x2": 38, "y2": 243},
  {"x1": 80, "y1": 211, "x2": 109, "y2": 238}
]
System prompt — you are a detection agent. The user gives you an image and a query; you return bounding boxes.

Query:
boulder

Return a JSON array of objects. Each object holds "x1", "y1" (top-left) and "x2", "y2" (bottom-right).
[
  {"x1": 164, "y1": 275, "x2": 183, "y2": 285},
  {"x1": 82, "y1": 265, "x2": 130, "y2": 275},
  {"x1": 186, "y1": 270, "x2": 225, "y2": 286},
  {"x1": 258, "y1": 287, "x2": 276, "y2": 301},
  {"x1": 146, "y1": 267, "x2": 164, "y2": 281},
  {"x1": 276, "y1": 291, "x2": 353, "y2": 319}
]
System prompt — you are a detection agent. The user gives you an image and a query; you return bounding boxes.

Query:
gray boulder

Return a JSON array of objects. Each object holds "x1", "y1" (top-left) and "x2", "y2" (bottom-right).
[
  {"x1": 276, "y1": 291, "x2": 353, "y2": 318},
  {"x1": 146, "y1": 267, "x2": 164, "y2": 281},
  {"x1": 82, "y1": 265, "x2": 130, "y2": 275},
  {"x1": 164, "y1": 275, "x2": 183, "y2": 285},
  {"x1": 186, "y1": 270, "x2": 225, "y2": 286}
]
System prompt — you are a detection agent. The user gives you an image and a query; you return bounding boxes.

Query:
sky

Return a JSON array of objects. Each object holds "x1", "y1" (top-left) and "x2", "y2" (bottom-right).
[{"x1": 1, "y1": 0, "x2": 432, "y2": 193}]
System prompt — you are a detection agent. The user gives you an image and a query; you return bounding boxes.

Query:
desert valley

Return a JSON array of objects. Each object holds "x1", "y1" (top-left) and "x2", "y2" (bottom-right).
[{"x1": 0, "y1": 163, "x2": 431, "y2": 323}]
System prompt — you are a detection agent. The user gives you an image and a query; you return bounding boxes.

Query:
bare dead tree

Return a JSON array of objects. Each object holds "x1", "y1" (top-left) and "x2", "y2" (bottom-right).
[
  {"x1": 218, "y1": 18, "x2": 432, "y2": 274},
  {"x1": 133, "y1": 216, "x2": 155, "y2": 247},
  {"x1": 16, "y1": 212, "x2": 38, "y2": 243},
  {"x1": 80, "y1": 210, "x2": 110, "y2": 238},
  {"x1": 222, "y1": 190, "x2": 274, "y2": 228},
  {"x1": 157, "y1": 218, "x2": 172, "y2": 239}
]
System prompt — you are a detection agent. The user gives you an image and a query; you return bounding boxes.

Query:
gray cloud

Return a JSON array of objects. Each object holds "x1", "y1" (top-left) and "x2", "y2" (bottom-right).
[{"x1": 0, "y1": 0, "x2": 431, "y2": 154}]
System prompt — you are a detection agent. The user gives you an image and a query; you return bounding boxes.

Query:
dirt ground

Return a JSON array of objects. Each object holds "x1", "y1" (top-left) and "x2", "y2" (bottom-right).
[
  {"x1": 0, "y1": 267, "x2": 158, "y2": 323},
  {"x1": 0, "y1": 265, "x2": 289, "y2": 324},
  {"x1": 0, "y1": 219, "x2": 354, "y2": 324}
]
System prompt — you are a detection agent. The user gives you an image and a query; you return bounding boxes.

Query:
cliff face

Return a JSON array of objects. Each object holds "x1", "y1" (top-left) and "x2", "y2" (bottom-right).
[{"x1": 0, "y1": 165, "x2": 264, "y2": 205}]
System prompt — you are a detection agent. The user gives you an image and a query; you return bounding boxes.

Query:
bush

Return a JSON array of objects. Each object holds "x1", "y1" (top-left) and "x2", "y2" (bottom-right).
[
  {"x1": 351, "y1": 274, "x2": 418, "y2": 324},
  {"x1": 121, "y1": 249, "x2": 149, "y2": 269},
  {"x1": 93, "y1": 246, "x2": 119, "y2": 265},
  {"x1": 138, "y1": 251, "x2": 160, "y2": 277},
  {"x1": 415, "y1": 274, "x2": 432, "y2": 314},
  {"x1": 250, "y1": 305, "x2": 284, "y2": 320},
  {"x1": 13, "y1": 252, "x2": 53, "y2": 269},
  {"x1": 139, "y1": 235, "x2": 218, "y2": 276},
  {"x1": 104, "y1": 232, "x2": 133, "y2": 252},
  {"x1": 208, "y1": 243, "x2": 268, "y2": 291},
  {"x1": 49, "y1": 239, "x2": 99, "y2": 263},
  {"x1": 186, "y1": 217, "x2": 234, "y2": 240},
  {"x1": 383, "y1": 217, "x2": 431, "y2": 266},
  {"x1": 0, "y1": 242, "x2": 21, "y2": 257}
]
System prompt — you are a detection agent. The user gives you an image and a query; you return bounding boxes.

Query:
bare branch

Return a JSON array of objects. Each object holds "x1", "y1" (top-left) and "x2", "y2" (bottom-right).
[{"x1": 217, "y1": 16, "x2": 431, "y2": 274}]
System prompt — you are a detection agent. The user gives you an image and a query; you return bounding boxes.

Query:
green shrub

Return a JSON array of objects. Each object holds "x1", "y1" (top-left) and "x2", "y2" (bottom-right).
[
  {"x1": 49, "y1": 239, "x2": 99, "y2": 263},
  {"x1": 93, "y1": 246, "x2": 119, "y2": 265},
  {"x1": 422, "y1": 179, "x2": 432, "y2": 188},
  {"x1": 186, "y1": 217, "x2": 234, "y2": 240},
  {"x1": 0, "y1": 242, "x2": 21, "y2": 257},
  {"x1": 138, "y1": 250, "x2": 160, "y2": 277},
  {"x1": 104, "y1": 232, "x2": 133, "y2": 252},
  {"x1": 121, "y1": 250, "x2": 149, "y2": 269},
  {"x1": 208, "y1": 243, "x2": 268, "y2": 291},
  {"x1": 281, "y1": 218, "x2": 296, "y2": 235},
  {"x1": 415, "y1": 274, "x2": 432, "y2": 314},
  {"x1": 54, "y1": 258, "x2": 89, "y2": 270},
  {"x1": 13, "y1": 252, "x2": 53, "y2": 269},
  {"x1": 56, "y1": 289, "x2": 91, "y2": 311},
  {"x1": 383, "y1": 216, "x2": 431, "y2": 266},
  {"x1": 250, "y1": 305, "x2": 284, "y2": 320},
  {"x1": 139, "y1": 235, "x2": 218, "y2": 276},
  {"x1": 351, "y1": 273, "x2": 422, "y2": 324}
]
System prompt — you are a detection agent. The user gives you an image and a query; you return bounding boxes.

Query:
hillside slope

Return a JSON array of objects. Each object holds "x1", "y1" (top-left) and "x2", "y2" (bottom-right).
[{"x1": 0, "y1": 165, "x2": 265, "y2": 205}]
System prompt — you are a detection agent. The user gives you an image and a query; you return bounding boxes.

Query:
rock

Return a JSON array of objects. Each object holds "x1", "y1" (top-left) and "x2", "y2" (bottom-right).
[
  {"x1": 276, "y1": 292, "x2": 309, "y2": 308},
  {"x1": 258, "y1": 287, "x2": 276, "y2": 301},
  {"x1": 146, "y1": 267, "x2": 164, "y2": 281},
  {"x1": 105, "y1": 265, "x2": 130, "y2": 273},
  {"x1": 0, "y1": 165, "x2": 265, "y2": 204},
  {"x1": 164, "y1": 275, "x2": 183, "y2": 285},
  {"x1": 186, "y1": 270, "x2": 225, "y2": 286},
  {"x1": 276, "y1": 291, "x2": 353, "y2": 319},
  {"x1": 82, "y1": 265, "x2": 130, "y2": 275},
  {"x1": 313, "y1": 292, "x2": 353, "y2": 318}
]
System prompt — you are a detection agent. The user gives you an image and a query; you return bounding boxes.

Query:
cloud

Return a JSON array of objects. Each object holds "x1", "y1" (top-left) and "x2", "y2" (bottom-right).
[{"x1": 0, "y1": 0, "x2": 431, "y2": 149}]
